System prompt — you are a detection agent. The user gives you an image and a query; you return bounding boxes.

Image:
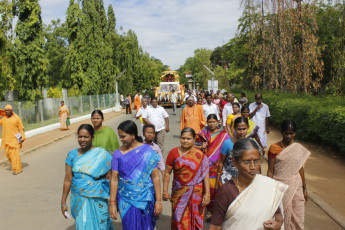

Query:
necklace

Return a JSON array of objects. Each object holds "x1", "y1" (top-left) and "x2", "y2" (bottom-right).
[
  {"x1": 236, "y1": 178, "x2": 242, "y2": 193},
  {"x1": 280, "y1": 140, "x2": 293, "y2": 149}
]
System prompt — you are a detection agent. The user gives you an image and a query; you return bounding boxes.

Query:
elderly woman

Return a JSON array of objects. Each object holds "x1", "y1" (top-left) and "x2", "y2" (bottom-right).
[
  {"x1": 60, "y1": 124, "x2": 114, "y2": 229},
  {"x1": 109, "y1": 120, "x2": 162, "y2": 230},
  {"x1": 210, "y1": 139, "x2": 288, "y2": 230},
  {"x1": 267, "y1": 120, "x2": 310, "y2": 230},
  {"x1": 163, "y1": 127, "x2": 210, "y2": 230}
]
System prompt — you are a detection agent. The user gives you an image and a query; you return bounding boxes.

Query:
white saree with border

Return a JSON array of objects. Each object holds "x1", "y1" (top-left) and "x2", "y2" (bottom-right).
[{"x1": 222, "y1": 174, "x2": 288, "y2": 230}]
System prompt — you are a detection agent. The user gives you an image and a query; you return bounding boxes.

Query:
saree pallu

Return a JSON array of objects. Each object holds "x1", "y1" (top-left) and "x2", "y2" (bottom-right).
[
  {"x1": 273, "y1": 143, "x2": 310, "y2": 230},
  {"x1": 223, "y1": 175, "x2": 288, "y2": 230},
  {"x1": 93, "y1": 126, "x2": 120, "y2": 153},
  {"x1": 171, "y1": 148, "x2": 209, "y2": 230},
  {"x1": 226, "y1": 114, "x2": 241, "y2": 136},
  {"x1": 116, "y1": 144, "x2": 160, "y2": 230},
  {"x1": 70, "y1": 147, "x2": 114, "y2": 230},
  {"x1": 198, "y1": 127, "x2": 230, "y2": 212}
]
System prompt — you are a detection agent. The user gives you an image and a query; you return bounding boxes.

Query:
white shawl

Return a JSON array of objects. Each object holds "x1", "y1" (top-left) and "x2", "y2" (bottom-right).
[{"x1": 222, "y1": 174, "x2": 288, "y2": 230}]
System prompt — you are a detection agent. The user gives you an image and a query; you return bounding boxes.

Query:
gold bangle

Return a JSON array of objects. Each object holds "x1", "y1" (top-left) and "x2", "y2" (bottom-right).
[{"x1": 156, "y1": 201, "x2": 162, "y2": 203}]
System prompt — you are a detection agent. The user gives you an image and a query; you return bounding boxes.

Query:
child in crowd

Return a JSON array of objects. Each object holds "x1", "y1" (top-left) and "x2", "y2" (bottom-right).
[
  {"x1": 226, "y1": 103, "x2": 241, "y2": 137},
  {"x1": 143, "y1": 124, "x2": 166, "y2": 176}
]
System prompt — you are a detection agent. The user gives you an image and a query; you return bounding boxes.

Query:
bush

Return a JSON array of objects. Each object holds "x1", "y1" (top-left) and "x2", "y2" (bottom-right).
[
  {"x1": 47, "y1": 87, "x2": 62, "y2": 98},
  {"x1": 230, "y1": 89, "x2": 345, "y2": 155}
]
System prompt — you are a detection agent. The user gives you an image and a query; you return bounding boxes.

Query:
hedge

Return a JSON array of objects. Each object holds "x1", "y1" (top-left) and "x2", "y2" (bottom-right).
[{"x1": 231, "y1": 89, "x2": 345, "y2": 155}]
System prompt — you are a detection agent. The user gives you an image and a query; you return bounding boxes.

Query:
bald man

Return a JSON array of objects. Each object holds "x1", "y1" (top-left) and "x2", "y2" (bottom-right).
[
  {"x1": 0, "y1": 105, "x2": 26, "y2": 175},
  {"x1": 180, "y1": 96, "x2": 206, "y2": 134}
]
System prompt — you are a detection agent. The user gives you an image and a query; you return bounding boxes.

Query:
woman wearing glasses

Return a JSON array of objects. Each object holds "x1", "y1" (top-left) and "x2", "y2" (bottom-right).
[
  {"x1": 209, "y1": 138, "x2": 287, "y2": 230},
  {"x1": 91, "y1": 110, "x2": 120, "y2": 152}
]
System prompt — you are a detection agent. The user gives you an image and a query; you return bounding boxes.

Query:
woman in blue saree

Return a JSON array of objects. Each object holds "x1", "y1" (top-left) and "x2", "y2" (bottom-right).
[
  {"x1": 61, "y1": 124, "x2": 114, "y2": 230},
  {"x1": 109, "y1": 120, "x2": 162, "y2": 230}
]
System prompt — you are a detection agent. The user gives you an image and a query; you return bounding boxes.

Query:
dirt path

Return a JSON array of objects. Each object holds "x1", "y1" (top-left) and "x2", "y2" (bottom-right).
[
  {"x1": 0, "y1": 110, "x2": 121, "y2": 163},
  {"x1": 266, "y1": 127, "x2": 345, "y2": 218}
]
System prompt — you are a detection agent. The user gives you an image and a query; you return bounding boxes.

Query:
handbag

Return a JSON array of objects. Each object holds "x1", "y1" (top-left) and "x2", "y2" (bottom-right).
[{"x1": 66, "y1": 118, "x2": 70, "y2": 126}]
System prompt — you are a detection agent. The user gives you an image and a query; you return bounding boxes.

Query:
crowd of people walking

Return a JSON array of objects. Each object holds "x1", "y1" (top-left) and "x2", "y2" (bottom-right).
[{"x1": 0, "y1": 88, "x2": 311, "y2": 229}]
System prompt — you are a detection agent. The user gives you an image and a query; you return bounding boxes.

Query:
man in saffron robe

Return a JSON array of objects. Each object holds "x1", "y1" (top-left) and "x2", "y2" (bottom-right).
[
  {"x1": 180, "y1": 96, "x2": 206, "y2": 134},
  {"x1": 133, "y1": 91, "x2": 142, "y2": 112},
  {"x1": 0, "y1": 104, "x2": 26, "y2": 175}
]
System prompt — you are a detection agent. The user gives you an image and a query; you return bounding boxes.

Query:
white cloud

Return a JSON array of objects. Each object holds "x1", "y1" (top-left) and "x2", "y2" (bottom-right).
[{"x1": 40, "y1": 0, "x2": 243, "y2": 69}]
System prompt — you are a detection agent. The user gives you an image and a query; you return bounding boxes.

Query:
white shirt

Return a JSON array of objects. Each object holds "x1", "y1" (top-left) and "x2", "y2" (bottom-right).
[
  {"x1": 203, "y1": 103, "x2": 220, "y2": 120},
  {"x1": 249, "y1": 102, "x2": 270, "y2": 127},
  {"x1": 222, "y1": 103, "x2": 233, "y2": 126},
  {"x1": 249, "y1": 102, "x2": 270, "y2": 147},
  {"x1": 120, "y1": 95, "x2": 124, "y2": 102},
  {"x1": 142, "y1": 105, "x2": 169, "y2": 132},
  {"x1": 171, "y1": 93, "x2": 178, "y2": 103},
  {"x1": 136, "y1": 106, "x2": 148, "y2": 134},
  {"x1": 184, "y1": 94, "x2": 197, "y2": 102},
  {"x1": 136, "y1": 106, "x2": 148, "y2": 118}
]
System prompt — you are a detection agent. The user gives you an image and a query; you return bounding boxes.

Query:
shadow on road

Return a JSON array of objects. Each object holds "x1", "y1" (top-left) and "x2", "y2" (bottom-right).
[
  {"x1": 66, "y1": 224, "x2": 75, "y2": 230},
  {"x1": 108, "y1": 214, "x2": 172, "y2": 230},
  {"x1": 156, "y1": 214, "x2": 172, "y2": 228},
  {"x1": 1, "y1": 161, "x2": 29, "y2": 171}
]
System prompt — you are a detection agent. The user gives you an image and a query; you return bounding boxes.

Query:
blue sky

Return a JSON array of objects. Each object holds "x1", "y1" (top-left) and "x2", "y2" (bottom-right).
[{"x1": 40, "y1": 0, "x2": 243, "y2": 70}]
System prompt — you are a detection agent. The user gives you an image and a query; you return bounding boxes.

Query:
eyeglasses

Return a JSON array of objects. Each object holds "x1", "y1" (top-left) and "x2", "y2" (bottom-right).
[{"x1": 239, "y1": 159, "x2": 261, "y2": 166}]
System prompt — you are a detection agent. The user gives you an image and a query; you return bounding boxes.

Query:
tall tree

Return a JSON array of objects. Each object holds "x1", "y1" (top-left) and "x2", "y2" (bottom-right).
[
  {"x1": 0, "y1": 0, "x2": 16, "y2": 93},
  {"x1": 107, "y1": 4, "x2": 116, "y2": 33},
  {"x1": 64, "y1": 0, "x2": 82, "y2": 91},
  {"x1": 44, "y1": 19, "x2": 69, "y2": 87},
  {"x1": 13, "y1": 0, "x2": 48, "y2": 100}
]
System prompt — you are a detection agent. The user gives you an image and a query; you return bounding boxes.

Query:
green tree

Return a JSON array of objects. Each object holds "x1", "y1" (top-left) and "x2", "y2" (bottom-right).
[
  {"x1": 64, "y1": 0, "x2": 82, "y2": 92},
  {"x1": 316, "y1": 1, "x2": 345, "y2": 94},
  {"x1": 13, "y1": 0, "x2": 48, "y2": 100},
  {"x1": 44, "y1": 19, "x2": 69, "y2": 88},
  {"x1": 0, "y1": 0, "x2": 16, "y2": 94},
  {"x1": 107, "y1": 4, "x2": 116, "y2": 33},
  {"x1": 178, "y1": 48, "x2": 213, "y2": 89}
]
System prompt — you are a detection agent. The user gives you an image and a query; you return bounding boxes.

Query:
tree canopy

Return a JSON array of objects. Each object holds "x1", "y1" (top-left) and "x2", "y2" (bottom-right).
[{"x1": 0, "y1": 0, "x2": 167, "y2": 100}]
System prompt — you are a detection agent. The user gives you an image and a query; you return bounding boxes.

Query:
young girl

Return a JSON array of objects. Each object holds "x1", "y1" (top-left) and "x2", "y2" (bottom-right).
[
  {"x1": 226, "y1": 103, "x2": 241, "y2": 137},
  {"x1": 240, "y1": 106, "x2": 265, "y2": 155}
]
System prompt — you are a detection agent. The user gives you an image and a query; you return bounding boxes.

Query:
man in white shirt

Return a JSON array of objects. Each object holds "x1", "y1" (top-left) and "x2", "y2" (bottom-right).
[
  {"x1": 203, "y1": 93, "x2": 220, "y2": 121},
  {"x1": 249, "y1": 93, "x2": 270, "y2": 148},
  {"x1": 184, "y1": 89, "x2": 197, "y2": 102},
  {"x1": 135, "y1": 98, "x2": 148, "y2": 135},
  {"x1": 222, "y1": 93, "x2": 240, "y2": 127},
  {"x1": 142, "y1": 97, "x2": 170, "y2": 153},
  {"x1": 170, "y1": 89, "x2": 178, "y2": 115},
  {"x1": 120, "y1": 93, "x2": 124, "y2": 108}
]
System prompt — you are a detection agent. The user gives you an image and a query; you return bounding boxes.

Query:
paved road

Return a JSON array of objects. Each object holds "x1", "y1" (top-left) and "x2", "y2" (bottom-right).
[{"x1": 0, "y1": 108, "x2": 342, "y2": 229}]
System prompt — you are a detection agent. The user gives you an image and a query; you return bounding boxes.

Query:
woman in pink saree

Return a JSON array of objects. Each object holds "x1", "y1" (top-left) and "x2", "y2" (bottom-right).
[{"x1": 267, "y1": 120, "x2": 310, "y2": 230}]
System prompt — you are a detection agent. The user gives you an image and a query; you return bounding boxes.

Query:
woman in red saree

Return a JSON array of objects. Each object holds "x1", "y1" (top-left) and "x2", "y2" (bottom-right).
[
  {"x1": 267, "y1": 120, "x2": 310, "y2": 230},
  {"x1": 196, "y1": 114, "x2": 230, "y2": 215},
  {"x1": 163, "y1": 127, "x2": 210, "y2": 230}
]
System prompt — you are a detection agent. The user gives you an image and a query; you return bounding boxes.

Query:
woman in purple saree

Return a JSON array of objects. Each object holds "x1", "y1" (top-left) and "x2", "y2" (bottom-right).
[{"x1": 109, "y1": 120, "x2": 162, "y2": 230}]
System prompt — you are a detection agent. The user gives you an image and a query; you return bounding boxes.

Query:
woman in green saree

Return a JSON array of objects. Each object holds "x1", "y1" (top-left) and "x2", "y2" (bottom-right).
[{"x1": 91, "y1": 110, "x2": 120, "y2": 152}]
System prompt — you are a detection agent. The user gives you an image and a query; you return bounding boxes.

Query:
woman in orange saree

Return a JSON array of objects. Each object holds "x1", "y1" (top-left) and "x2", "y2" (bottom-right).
[
  {"x1": 197, "y1": 114, "x2": 230, "y2": 215},
  {"x1": 267, "y1": 120, "x2": 310, "y2": 230},
  {"x1": 163, "y1": 127, "x2": 210, "y2": 230},
  {"x1": 59, "y1": 101, "x2": 69, "y2": 130}
]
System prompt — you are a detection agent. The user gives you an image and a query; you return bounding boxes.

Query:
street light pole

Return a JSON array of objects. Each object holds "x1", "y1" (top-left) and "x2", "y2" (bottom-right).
[{"x1": 114, "y1": 70, "x2": 126, "y2": 111}]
